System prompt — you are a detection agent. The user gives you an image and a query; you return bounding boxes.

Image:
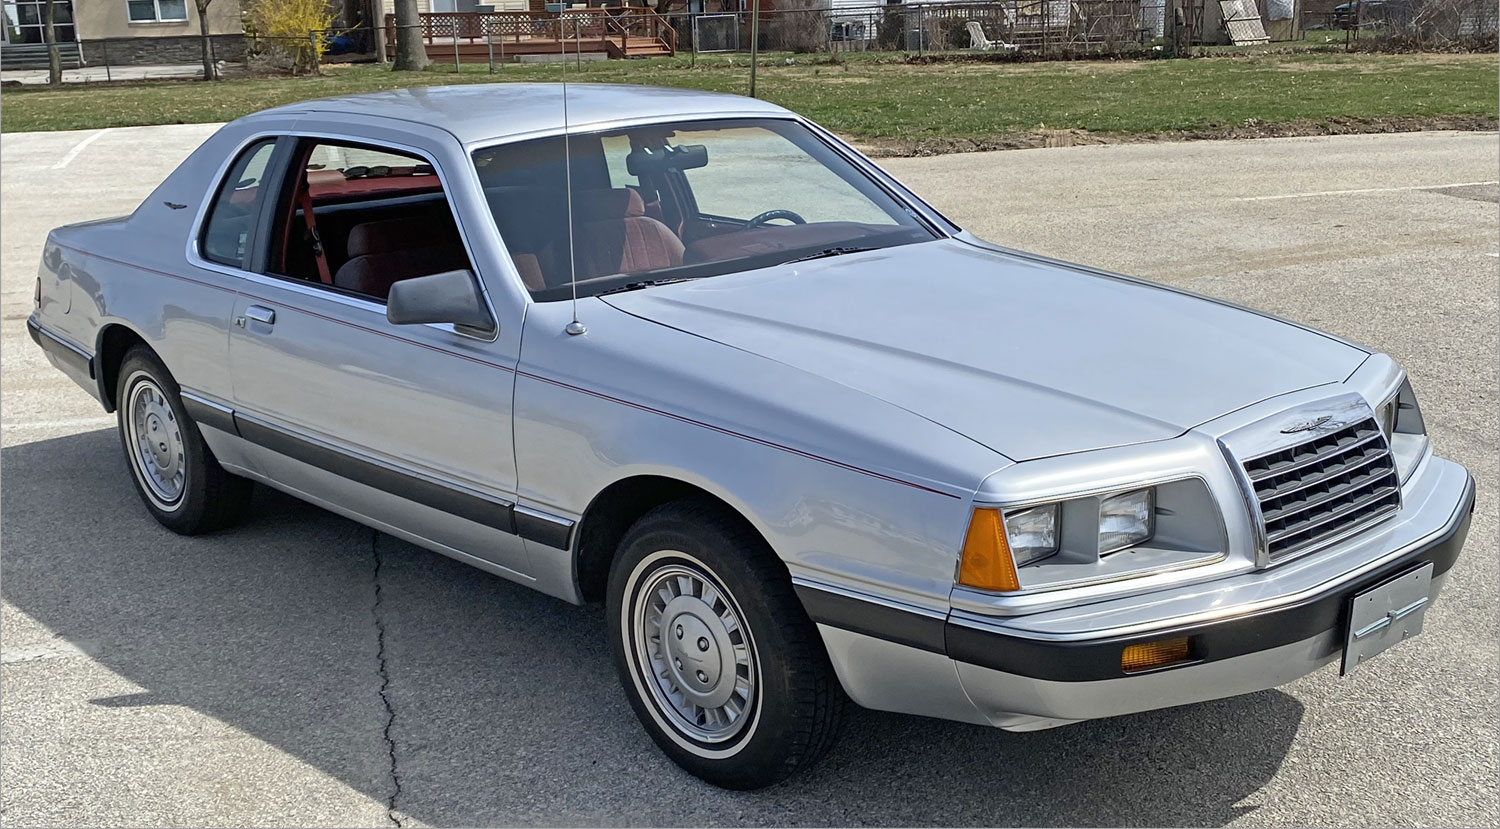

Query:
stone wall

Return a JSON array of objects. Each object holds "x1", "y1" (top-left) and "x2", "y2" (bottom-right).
[{"x1": 79, "y1": 34, "x2": 247, "y2": 66}]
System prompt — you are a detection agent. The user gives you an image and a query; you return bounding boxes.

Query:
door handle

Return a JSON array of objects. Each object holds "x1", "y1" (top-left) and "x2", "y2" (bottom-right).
[{"x1": 237, "y1": 305, "x2": 276, "y2": 328}]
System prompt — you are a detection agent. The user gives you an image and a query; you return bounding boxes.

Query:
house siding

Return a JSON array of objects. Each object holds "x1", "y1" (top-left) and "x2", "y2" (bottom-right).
[{"x1": 73, "y1": 0, "x2": 243, "y2": 40}]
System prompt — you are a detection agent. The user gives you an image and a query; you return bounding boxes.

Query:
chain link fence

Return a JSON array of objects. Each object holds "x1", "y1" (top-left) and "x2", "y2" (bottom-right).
[
  {"x1": 0, "y1": 34, "x2": 248, "y2": 83},
  {"x1": 1300, "y1": 0, "x2": 1496, "y2": 48},
  {"x1": 669, "y1": 0, "x2": 1171, "y2": 58},
  {"x1": 663, "y1": 0, "x2": 1491, "y2": 57},
  {"x1": 9, "y1": 0, "x2": 1491, "y2": 86}
]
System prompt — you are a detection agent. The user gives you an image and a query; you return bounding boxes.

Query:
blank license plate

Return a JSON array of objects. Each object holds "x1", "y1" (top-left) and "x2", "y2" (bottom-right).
[{"x1": 1341, "y1": 562, "x2": 1434, "y2": 676}]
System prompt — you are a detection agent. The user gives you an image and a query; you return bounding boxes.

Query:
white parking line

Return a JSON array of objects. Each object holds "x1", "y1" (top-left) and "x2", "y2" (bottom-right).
[
  {"x1": 1, "y1": 415, "x2": 114, "y2": 432},
  {"x1": 1, "y1": 640, "x2": 96, "y2": 665},
  {"x1": 50, "y1": 129, "x2": 111, "y2": 171},
  {"x1": 1234, "y1": 180, "x2": 1499, "y2": 202}
]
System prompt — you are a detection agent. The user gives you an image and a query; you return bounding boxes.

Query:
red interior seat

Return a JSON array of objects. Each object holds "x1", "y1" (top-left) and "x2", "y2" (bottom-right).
[
  {"x1": 333, "y1": 218, "x2": 468, "y2": 300},
  {"x1": 547, "y1": 189, "x2": 683, "y2": 285}
]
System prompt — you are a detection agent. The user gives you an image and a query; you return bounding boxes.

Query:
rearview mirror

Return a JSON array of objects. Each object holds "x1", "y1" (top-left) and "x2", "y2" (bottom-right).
[
  {"x1": 386, "y1": 269, "x2": 495, "y2": 336},
  {"x1": 626, "y1": 144, "x2": 708, "y2": 176}
]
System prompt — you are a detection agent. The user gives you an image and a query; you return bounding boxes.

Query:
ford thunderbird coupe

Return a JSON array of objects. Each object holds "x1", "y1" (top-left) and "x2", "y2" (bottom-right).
[{"x1": 29, "y1": 84, "x2": 1473, "y2": 789}]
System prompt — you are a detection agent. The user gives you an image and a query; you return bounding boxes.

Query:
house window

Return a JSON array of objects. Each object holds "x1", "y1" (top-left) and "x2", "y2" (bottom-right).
[
  {"x1": 127, "y1": 0, "x2": 188, "y2": 23},
  {"x1": 1, "y1": 0, "x2": 77, "y2": 44}
]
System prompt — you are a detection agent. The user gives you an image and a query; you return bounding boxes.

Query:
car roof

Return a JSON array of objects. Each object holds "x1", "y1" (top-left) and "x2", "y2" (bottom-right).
[{"x1": 257, "y1": 83, "x2": 794, "y2": 145}]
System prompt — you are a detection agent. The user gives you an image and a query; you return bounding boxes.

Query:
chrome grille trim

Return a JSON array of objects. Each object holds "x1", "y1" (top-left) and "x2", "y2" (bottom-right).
[
  {"x1": 1241, "y1": 417, "x2": 1401, "y2": 562},
  {"x1": 1246, "y1": 429, "x2": 1385, "y2": 483}
]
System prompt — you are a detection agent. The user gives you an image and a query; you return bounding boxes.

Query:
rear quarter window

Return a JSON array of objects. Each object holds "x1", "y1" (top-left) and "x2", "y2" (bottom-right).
[{"x1": 200, "y1": 140, "x2": 278, "y2": 269}]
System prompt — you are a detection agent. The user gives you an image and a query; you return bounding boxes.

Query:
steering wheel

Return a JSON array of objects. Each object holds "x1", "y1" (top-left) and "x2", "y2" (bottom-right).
[{"x1": 746, "y1": 209, "x2": 807, "y2": 229}]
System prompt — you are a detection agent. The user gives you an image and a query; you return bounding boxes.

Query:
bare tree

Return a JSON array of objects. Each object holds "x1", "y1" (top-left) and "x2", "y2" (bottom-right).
[
  {"x1": 391, "y1": 0, "x2": 428, "y2": 70},
  {"x1": 195, "y1": 0, "x2": 218, "y2": 80},
  {"x1": 42, "y1": 0, "x2": 62, "y2": 86}
]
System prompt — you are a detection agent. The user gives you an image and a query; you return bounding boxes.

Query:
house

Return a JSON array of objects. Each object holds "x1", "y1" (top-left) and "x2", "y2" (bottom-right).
[{"x1": 1, "y1": 0, "x2": 245, "y2": 68}]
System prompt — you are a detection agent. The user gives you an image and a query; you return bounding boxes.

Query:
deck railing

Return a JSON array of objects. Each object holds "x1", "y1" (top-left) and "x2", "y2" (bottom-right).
[{"x1": 385, "y1": 9, "x2": 675, "y2": 58}]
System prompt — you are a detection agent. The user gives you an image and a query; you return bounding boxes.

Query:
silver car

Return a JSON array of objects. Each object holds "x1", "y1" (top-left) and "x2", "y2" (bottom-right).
[{"x1": 27, "y1": 84, "x2": 1473, "y2": 789}]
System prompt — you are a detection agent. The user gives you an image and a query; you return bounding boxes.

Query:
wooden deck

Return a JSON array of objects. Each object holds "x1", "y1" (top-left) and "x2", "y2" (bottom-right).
[
  {"x1": 388, "y1": 10, "x2": 676, "y2": 62},
  {"x1": 416, "y1": 36, "x2": 672, "y2": 61}
]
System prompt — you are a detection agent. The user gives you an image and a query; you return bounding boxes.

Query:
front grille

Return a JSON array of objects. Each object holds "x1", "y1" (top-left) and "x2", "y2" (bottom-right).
[{"x1": 1242, "y1": 417, "x2": 1400, "y2": 561}]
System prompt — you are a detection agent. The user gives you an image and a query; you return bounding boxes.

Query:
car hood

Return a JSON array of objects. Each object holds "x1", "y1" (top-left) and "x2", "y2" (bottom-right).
[{"x1": 602, "y1": 239, "x2": 1368, "y2": 461}]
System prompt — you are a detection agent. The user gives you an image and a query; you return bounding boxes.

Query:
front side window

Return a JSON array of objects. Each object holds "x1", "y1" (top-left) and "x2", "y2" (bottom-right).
[
  {"x1": 127, "y1": 0, "x2": 187, "y2": 22},
  {"x1": 472, "y1": 118, "x2": 935, "y2": 301},
  {"x1": 200, "y1": 139, "x2": 277, "y2": 268}
]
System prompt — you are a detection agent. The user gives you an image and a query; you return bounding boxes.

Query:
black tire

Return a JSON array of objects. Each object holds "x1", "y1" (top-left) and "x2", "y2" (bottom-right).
[
  {"x1": 115, "y1": 345, "x2": 253, "y2": 534},
  {"x1": 607, "y1": 497, "x2": 844, "y2": 789}
]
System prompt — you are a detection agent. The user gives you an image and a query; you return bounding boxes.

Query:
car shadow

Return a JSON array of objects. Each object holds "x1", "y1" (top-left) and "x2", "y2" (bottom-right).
[{"x1": 2, "y1": 430, "x2": 1302, "y2": 827}]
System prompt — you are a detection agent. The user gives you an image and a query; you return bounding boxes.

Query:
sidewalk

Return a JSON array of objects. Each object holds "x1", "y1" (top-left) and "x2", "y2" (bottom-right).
[{"x1": 2, "y1": 63, "x2": 206, "y2": 85}]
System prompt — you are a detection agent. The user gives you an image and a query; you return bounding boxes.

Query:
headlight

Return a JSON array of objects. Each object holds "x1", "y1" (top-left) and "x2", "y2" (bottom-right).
[
  {"x1": 1381, "y1": 377, "x2": 1429, "y2": 482},
  {"x1": 1391, "y1": 377, "x2": 1426, "y2": 436},
  {"x1": 958, "y1": 479, "x2": 1224, "y2": 593},
  {"x1": 1098, "y1": 488, "x2": 1154, "y2": 554},
  {"x1": 1376, "y1": 396, "x2": 1397, "y2": 441},
  {"x1": 1001, "y1": 504, "x2": 1059, "y2": 565}
]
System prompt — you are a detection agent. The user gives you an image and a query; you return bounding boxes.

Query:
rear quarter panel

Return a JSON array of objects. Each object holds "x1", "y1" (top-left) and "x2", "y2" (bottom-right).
[{"x1": 42, "y1": 116, "x2": 304, "y2": 414}]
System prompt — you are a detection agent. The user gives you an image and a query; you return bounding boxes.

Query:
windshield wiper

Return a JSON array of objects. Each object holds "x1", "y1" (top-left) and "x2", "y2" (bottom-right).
[
  {"x1": 598, "y1": 277, "x2": 700, "y2": 296},
  {"x1": 781, "y1": 246, "x2": 880, "y2": 265}
]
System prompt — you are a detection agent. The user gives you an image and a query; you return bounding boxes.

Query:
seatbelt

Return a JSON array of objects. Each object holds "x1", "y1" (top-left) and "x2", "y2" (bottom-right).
[{"x1": 297, "y1": 175, "x2": 332, "y2": 285}]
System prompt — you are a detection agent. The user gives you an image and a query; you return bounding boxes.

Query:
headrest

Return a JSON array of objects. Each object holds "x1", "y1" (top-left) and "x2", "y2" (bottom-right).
[
  {"x1": 575, "y1": 188, "x2": 645, "y2": 222},
  {"x1": 306, "y1": 169, "x2": 346, "y2": 187},
  {"x1": 345, "y1": 218, "x2": 457, "y2": 259}
]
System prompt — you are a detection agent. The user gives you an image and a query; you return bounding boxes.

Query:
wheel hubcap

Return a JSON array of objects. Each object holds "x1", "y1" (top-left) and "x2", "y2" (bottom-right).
[
  {"x1": 632, "y1": 561, "x2": 757, "y2": 744},
  {"x1": 126, "y1": 377, "x2": 185, "y2": 506}
]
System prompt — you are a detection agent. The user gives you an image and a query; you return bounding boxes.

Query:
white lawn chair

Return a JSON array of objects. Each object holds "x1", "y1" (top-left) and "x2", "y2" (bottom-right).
[{"x1": 966, "y1": 20, "x2": 1019, "y2": 50}]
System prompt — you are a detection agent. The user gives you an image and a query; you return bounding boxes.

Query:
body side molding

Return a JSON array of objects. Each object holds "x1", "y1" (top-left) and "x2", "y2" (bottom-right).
[
  {"x1": 207, "y1": 408, "x2": 576, "y2": 549},
  {"x1": 28, "y1": 317, "x2": 95, "y2": 379}
]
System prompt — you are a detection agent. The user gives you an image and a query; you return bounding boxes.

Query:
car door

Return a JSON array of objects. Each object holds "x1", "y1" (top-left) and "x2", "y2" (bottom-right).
[{"x1": 217, "y1": 131, "x2": 532, "y2": 580}]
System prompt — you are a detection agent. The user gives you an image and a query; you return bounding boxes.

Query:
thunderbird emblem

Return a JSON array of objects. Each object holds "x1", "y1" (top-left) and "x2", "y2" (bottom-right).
[{"x1": 1281, "y1": 414, "x2": 1334, "y2": 434}]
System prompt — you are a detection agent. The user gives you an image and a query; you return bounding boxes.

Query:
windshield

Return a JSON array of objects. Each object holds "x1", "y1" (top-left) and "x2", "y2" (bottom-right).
[{"x1": 471, "y1": 118, "x2": 938, "y2": 301}]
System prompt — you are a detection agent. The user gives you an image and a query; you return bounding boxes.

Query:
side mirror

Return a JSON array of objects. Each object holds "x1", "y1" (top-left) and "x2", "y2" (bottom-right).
[{"x1": 386, "y1": 269, "x2": 495, "y2": 336}]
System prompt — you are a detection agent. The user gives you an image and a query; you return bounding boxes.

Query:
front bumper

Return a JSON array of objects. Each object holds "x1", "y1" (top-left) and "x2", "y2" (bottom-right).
[{"x1": 801, "y1": 455, "x2": 1474, "y2": 730}]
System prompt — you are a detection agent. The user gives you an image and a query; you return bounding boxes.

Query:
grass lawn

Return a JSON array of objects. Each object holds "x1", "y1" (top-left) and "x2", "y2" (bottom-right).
[{"x1": 2, "y1": 51, "x2": 1494, "y2": 151}]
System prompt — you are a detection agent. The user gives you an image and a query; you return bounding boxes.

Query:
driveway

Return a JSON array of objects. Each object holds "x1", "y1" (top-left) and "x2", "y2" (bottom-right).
[{"x1": 2, "y1": 125, "x2": 1495, "y2": 826}]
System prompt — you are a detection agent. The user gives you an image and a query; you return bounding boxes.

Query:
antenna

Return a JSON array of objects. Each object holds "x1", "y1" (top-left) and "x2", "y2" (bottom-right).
[{"x1": 562, "y1": 15, "x2": 585, "y2": 336}]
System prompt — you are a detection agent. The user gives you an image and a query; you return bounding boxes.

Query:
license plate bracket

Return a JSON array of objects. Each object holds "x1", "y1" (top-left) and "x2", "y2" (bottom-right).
[{"x1": 1341, "y1": 561, "x2": 1434, "y2": 676}]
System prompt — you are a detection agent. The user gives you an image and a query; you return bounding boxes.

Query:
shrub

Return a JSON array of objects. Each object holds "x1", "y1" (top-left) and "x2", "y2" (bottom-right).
[
  {"x1": 876, "y1": 6, "x2": 906, "y2": 49},
  {"x1": 246, "y1": 0, "x2": 335, "y2": 74},
  {"x1": 763, "y1": 0, "x2": 829, "y2": 53}
]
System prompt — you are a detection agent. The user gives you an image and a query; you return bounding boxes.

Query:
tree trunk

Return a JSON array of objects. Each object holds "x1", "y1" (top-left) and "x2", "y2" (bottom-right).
[
  {"x1": 42, "y1": 0, "x2": 62, "y2": 86},
  {"x1": 392, "y1": 0, "x2": 429, "y2": 70},
  {"x1": 196, "y1": 0, "x2": 217, "y2": 80}
]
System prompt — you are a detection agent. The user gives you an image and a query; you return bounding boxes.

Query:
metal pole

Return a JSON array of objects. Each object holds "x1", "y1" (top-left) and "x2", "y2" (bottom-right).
[
  {"x1": 488, "y1": 28, "x2": 494, "y2": 71},
  {"x1": 102, "y1": 38, "x2": 111, "y2": 82},
  {"x1": 309, "y1": 30, "x2": 319, "y2": 72},
  {"x1": 453, "y1": 19, "x2": 461, "y2": 69},
  {"x1": 749, "y1": 0, "x2": 759, "y2": 97},
  {"x1": 690, "y1": 12, "x2": 696, "y2": 67},
  {"x1": 575, "y1": 18, "x2": 581, "y2": 68}
]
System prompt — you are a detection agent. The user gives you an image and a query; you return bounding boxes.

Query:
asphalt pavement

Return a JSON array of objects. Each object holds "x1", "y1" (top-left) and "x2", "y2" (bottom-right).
[{"x1": 2, "y1": 125, "x2": 1496, "y2": 827}]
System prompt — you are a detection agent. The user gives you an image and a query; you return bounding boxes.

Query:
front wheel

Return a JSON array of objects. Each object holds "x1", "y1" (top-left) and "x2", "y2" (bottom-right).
[{"x1": 607, "y1": 498, "x2": 844, "y2": 789}]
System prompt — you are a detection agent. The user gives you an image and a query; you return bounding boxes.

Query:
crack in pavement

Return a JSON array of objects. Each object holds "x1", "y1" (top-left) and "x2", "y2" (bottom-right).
[{"x1": 370, "y1": 529, "x2": 404, "y2": 829}]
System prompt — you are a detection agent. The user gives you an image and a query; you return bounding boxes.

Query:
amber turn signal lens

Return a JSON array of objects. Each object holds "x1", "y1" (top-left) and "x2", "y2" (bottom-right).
[
  {"x1": 958, "y1": 508, "x2": 1021, "y2": 592},
  {"x1": 1121, "y1": 637, "x2": 1192, "y2": 673}
]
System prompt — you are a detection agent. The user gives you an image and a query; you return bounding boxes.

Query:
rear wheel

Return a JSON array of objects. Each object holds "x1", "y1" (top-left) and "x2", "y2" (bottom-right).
[
  {"x1": 607, "y1": 498, "x2": 844, "y2": 789},
  {"x1": 116, "y1": 346, "x2": 252, "y2": 534}
]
